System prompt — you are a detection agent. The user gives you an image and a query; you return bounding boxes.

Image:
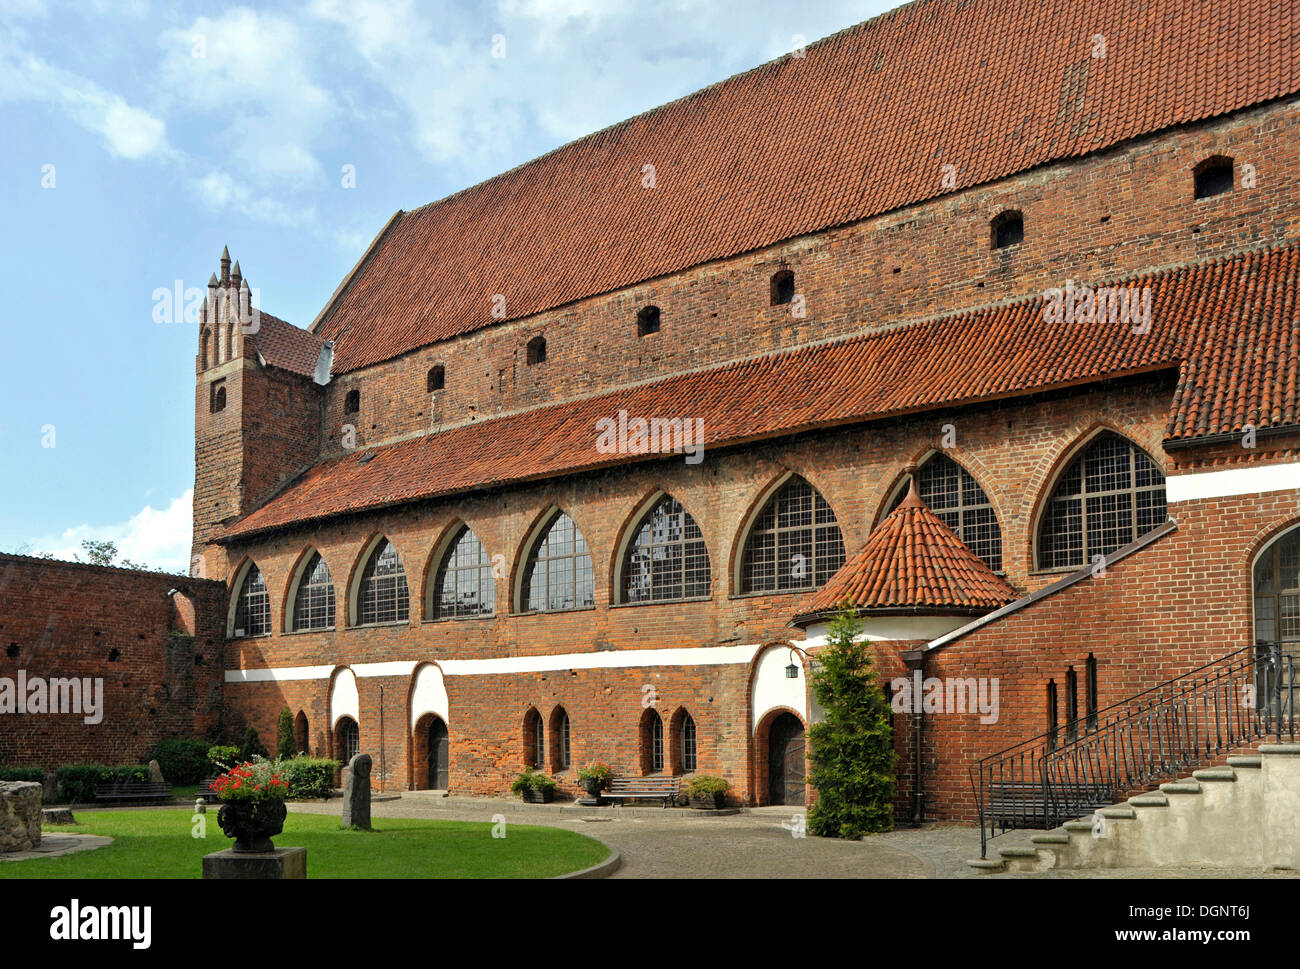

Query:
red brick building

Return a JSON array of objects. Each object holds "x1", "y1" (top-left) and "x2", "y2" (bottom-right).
[{"x1": 189, "y1": 0, "x2": 1300, "y2": 817}]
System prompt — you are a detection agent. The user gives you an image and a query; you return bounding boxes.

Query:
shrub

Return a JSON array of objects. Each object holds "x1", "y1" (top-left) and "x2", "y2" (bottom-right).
[
  {"x1": 806, "y1": 608, "x2": 896, "y2": 839},
  {"x1": 278, "y1": 757, "x2": 340, "y2": 799},
  {"x1": 277, "y1": 707, "x2": 296, "y2": 760},
  {"x1": 685, "y1": 775, "x2": 730, "y2": 796},
  {"x1": 145, "y1": 738, "x2": 211, "y2": 785},
  {"x1": 55, "y1": 764, "x2": 149, "y2": 803},
  {"x1": 207, "y1": 745, "x2": 241, "y2": 774},
  {"x1": 510, "y1": 768, "x2": 557, "y2": 794},
  {"x1": 0, "y1": 767, "x2": 45, "y2": 783},
  {"x1": 239, "y1": 726, "x2": 269, "y2": 761}
]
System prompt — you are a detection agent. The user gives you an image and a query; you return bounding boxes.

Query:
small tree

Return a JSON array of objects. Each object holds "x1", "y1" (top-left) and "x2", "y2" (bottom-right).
[
  {"x1": 239, "y1": 726, "x2": 269, "y2": 762},
  {"x1": 806, "y1": 608, "x2": 897, "y2": 838},
  {"x1": 277, "y1": 707, "x2": 296, "y2": 760}
]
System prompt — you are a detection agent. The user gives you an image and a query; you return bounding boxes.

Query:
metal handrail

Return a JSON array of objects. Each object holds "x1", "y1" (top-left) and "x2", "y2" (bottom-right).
[{"x1": 971, "y1": 642, "x2": 1296, "y2": 858}]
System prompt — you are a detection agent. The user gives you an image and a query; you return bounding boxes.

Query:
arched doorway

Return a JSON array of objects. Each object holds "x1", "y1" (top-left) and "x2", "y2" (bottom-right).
[
  {"x1": 767, "y1": 712, "x2": 805, "y2": 806},
  {"x1": 426, "y1": 717, "x2": 449, "y2": 790}
]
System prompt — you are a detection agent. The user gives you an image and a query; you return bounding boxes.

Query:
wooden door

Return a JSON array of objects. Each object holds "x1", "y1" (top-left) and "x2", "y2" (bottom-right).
[
  {"x1": 427, "y1": 719, "x2": 449, "y2": 790},
  {"x1": 767, "y1": 713, "x2": 805, "y2": 805}
]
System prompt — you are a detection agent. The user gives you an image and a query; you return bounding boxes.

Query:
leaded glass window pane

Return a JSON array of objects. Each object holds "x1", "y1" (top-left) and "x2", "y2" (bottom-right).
[
  {"x1": 357, "y1": 539, "x2": 410, "y2": 625},
  {"x1": 522, "y1": 513, "x2": 594, "y2": 612},
  {"x1": 624, "y1": 496, "x2": 711, "y2": 603},
  {"x1": 741, "y1": 477, "x2": 845, "y2": 593},
  {"x1": 1037, "y1": 434, "x2": 1166, "y2": 569},
  {"x1": 234, "y1": 566, "x2": 270, "y2": 637},
  {"x1": 292, "y1": 552, "x2": 336, "y2": 631},
  {"x1": 681, "y1": 713, "x2": 697, "y2": 772},
  {"x1": 433, "y1": 527, "x2": 495, "y2": 619}
]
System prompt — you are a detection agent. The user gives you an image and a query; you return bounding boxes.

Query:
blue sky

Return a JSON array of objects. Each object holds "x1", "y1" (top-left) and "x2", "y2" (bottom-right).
[{"x1": 0, "y1": 0, "x2": 898, "y2": 571}]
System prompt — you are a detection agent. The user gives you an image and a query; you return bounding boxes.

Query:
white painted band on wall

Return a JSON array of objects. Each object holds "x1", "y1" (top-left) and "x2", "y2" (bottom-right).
[
  {"x1": 1167, "y1": 461, "x2": 1300, "y2": 502},
  {"x1": 225, "y1": 643, "x2": 767, "y2": 684}
]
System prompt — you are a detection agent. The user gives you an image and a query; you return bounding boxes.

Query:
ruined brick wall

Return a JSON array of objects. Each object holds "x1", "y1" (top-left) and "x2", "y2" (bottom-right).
[{"x1": 0, "y1": 555, "x2": 227, "y2": 772}]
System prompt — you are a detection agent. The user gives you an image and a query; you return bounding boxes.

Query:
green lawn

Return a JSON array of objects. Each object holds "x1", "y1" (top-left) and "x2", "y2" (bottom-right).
[{"x1": 0, "y1": 809, "x2": 609, "y2": 879}]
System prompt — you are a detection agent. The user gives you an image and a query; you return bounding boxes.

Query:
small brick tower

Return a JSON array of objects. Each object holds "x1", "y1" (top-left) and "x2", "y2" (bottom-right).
[{"x1": 191, "y1": 248, "x2": 326, "y2": 582}]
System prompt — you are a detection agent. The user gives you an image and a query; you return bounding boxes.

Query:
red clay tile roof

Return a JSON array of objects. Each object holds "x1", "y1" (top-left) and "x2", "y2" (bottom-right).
[
  {"x1": 220, "y1": 243, "x2": 1300, "y2": 541},
  {"x1": 793, "y1": 479, "x2": 1018, "y2": 620},
  {"x1": 252, "y1": 312, "x2": 325, "y2": 380},
  {"x1": 311, "y1": 0, "x2": 1300, "y2": 374}
]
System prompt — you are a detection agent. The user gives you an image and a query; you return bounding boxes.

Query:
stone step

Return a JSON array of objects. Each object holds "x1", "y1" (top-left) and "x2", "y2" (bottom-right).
[
  {"x1": 1226, "y1": 755, "x2": 1262, "y2": 769},
  {"x1": 1098, "y1": 805, "x2": 1136, "y2": 819},
  {"x1": 1159, "y1": 780, "x2": 1202, "y2": 794},
  {"x1": 1063, "y1": 820, "x2": 1096, "y2": 833},
  {"x1": 1192, "y1": 767, "x2": 1237, "y2": 782},
  {"x1": 1128, "y1": 793, "x2": 1169, "y2": 807},
  {"x1": 997, "y1": 845, "x2": 1040, "y2": 858},
  {"x1": 1031, "y1": 832, "x2": 1071, "y2": 844},
  {"x1": 967, "y1": 858, "x2": 1005, "y2": 871},
  {"x1": 1260, "y1": 743, "x2": 1300, "y2": 756}
]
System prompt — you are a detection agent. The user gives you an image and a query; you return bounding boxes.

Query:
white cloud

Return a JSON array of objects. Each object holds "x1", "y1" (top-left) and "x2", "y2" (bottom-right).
[
  {"x1": 30, "y1": 490, "x2": 194, "y2": 574},
  {"x1": 0, "y1": 34, "x2": 169, "y2": 160},
  {"x1": 158, "y1": 8, "x2": 335, "y2": 187}
]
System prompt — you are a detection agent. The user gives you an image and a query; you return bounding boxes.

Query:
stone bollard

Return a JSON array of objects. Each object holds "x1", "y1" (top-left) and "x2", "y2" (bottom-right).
[
  {"x1": 0, "y1": 781, "x2": 43, "y2": 853},
  {"x1": 341, "y1": 753, "x2": 372, "y2": 830}
]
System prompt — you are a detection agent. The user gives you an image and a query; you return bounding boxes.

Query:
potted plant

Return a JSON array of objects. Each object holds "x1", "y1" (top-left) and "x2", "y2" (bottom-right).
[
  {"x1": 510, "y1": 768, "x2": 557, "y2": 804},
  {"x1": 211, "y1": 757, "x2": 290, "y2": 852},
  {"x1": 576, "y1": 761, "x2": 612, "y2": 799},
  {"x1": 685, "y1": 775, "x2": 729, "y2": 810}
]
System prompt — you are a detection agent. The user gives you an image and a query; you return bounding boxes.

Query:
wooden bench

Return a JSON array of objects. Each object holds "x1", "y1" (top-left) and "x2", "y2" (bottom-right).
[
  {"x1": 986, "y1": 780, "x2": 1113, "y2": 827},
  {"x1": 602, "y1": 776, "x2": 680, "y2": 808},
  {"x1": 195, "y1": 778, "x2": 223, "y2": 803},
  {"x1": 93, "y1": 781, "x2": 173, "y2": 804}
]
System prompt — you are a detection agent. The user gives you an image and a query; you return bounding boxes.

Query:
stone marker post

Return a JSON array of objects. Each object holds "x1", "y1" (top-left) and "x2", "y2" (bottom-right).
[{"x1": 342, "y1": 753, "x2": 372, "y2": 830}]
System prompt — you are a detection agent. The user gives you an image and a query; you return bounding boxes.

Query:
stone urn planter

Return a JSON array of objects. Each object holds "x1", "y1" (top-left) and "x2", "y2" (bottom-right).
[
  {"x1": 577, "y1": 776, "x2": 606, "y2": 799},
  {"x1": 217, "y1": 799, "x2": 288, "y2": 853}
]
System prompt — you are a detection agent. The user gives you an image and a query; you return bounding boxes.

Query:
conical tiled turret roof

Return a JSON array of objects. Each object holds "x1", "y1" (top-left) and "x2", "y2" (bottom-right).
[{"x1": 794, "y1": 475, "x2": 1017, "y2": 622}]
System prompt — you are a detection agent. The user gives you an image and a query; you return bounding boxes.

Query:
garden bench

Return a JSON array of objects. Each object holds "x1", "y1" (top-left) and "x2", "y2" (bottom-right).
[
  {"x1": 985, "y1": 780, "x2": 1113, "y2": 827},
  {"x1": 601, "y1": 776, "x2": 680, "y2": 808},
  {"x1": 93, "y1": 781, "x2": 173, "y2": 804},
  {"x1": 195, "y1": 778, "x2": 223, "y2": 802}
]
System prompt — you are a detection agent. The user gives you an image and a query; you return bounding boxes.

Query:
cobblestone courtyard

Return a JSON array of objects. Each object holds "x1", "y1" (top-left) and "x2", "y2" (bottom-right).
[{"x1": 285, "y1": 795, "x2": 1299, "y2": 879}]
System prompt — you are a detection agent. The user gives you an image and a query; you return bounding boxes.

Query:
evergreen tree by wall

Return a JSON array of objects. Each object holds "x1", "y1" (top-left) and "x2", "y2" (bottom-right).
[
  {"x1": 806, "y1": 608, "x2": 897, "y2": 838},
  {"x1": 278, "y1": 707, "x2": 296, "y2": 760}
]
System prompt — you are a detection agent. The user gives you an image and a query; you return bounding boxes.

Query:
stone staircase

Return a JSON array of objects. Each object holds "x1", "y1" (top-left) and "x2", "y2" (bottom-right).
[{"x1": 969, "y1": 744, "x2": 1300, "y2": 873}]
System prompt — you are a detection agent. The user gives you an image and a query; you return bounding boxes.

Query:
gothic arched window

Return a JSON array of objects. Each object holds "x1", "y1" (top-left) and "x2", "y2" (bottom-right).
[
  {"x1": 622, "y1": 495, "x2": 710, "y2": 603},
  {"x1": 233, "y1": 564, "x2": 270, "y2": 638},
  {"x1": 1037, "y1": 433, "x2": 1166, "y2": 570},
  {"x1": 521, "y1": 512, "x2": 594, "y2": 612},
  {"x1": 431, "y1": 526, "x2": 495, "y2": 619},
  {"x1": 292, "y1": 551, "x2": 336, "y2": 631},
  {"x1": 356, "y1": 538, "x2": 410, "y2": 625},
  {"x1": 739, "y1": 476, "x2": 845, "y2": 593}
]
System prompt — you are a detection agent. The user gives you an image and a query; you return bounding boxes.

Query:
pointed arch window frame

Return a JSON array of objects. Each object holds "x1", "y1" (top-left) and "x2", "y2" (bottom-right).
[
  {"x1": 518, "y1": 511, "x2": 595, "y2": 614},
  {"x1": 290, "y1": 550, "x2": 337, "y2": 632},
  {"x1": 619, "y1": 493, "x2": 712, "y2": 605},
  {"x1": 1035, "y1": 432, "x2": 1167, "y2": 572},
  {"x1": 353, "y1": 537, "x2": 411, "y2": 627},
  {"x1": 737, "y1": 475, "x2": 846, "y2": 595},
  {"x1": 429, "y1": 524, "x2": 496, "y2": 620}
]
